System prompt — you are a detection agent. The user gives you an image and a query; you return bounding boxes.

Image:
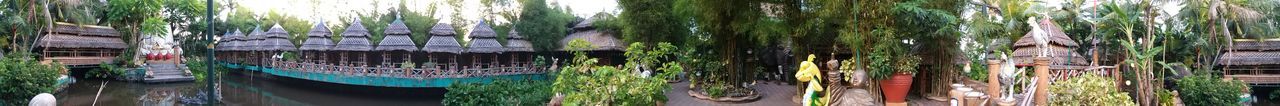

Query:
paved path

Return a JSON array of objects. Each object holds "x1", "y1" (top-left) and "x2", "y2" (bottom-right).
[
  {"x1": 666, "y1": 81, "x2": 951, "y2": 106},
  {"x1": 665, "y1": 82, "x2": 799, "y2": 106}
]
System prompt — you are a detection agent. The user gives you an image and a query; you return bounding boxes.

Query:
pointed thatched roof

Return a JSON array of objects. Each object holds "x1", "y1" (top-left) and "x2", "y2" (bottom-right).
[
  {"x1": 332, "y1": 19, "x2": 373, "y2": 51},
  {"x1": 1011, "y1": 18, "x2": 1087, "y2": 66},
  {"x1": 217, "y1": 31, "x2": 233, "y2": 51},
  {"x1": 560, "y1": 17, "x2": 624, "y2": 51},
  {"x1": 376, "y1": 19, "x2": 418, "y2": 51},
  {"x1": 260, "y1": 24, "x2": 297, "y2": 51},
  {"x1": 422, "y1": 23, "x2": 464, "y2": 54},
  {"x1": 505, "y1": 30, "x2": 534, "y2": 52},
  {"x1": 467, "y1": 21, "x2": 504, "y2": 53},
  {"x1": 241, "y1": 26, "x2": 266, "y2": 51},
  {"x1": 572, "y1": 16, "x2": 598, "y2": 30},
  {"x1": 300, "y1": 21, "x2": 334, "y2": 51},
  {"x1": 223, "y1": 30, "x2": 244, "y2": 51}
]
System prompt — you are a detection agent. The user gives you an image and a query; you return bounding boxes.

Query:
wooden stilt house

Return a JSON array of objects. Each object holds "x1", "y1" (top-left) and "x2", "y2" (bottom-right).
[
  {"x1": 465, "y1": 21, "x2": 505, "y2": 75},
  {"x1": 261, "y1": 24, "x2": 297, "y2": 67},
  {"x1": 333, "y1": 19, "x2": 374, "y2": 67},
  {"x1": 377, "y1": 18, "x2": 418, "y2": 67},
  {"x1": 1220, "y1": 39, "x2": 1280, "y2": 86},
  {"x1": 422, "y1": 23, "x2": 465, "y2": 77},
  {"x1": 37, "y1": 22, "x2": 126, "y2": 67},
  {"x1": 560, "y1": 16, "x2": 625, "y2": 65},
  {"x1": 300, "y1": 21, "x2": 334, "y2": 65}
]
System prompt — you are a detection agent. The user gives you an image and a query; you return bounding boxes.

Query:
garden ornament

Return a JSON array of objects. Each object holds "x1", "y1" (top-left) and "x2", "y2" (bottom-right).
[
  {"x1": 999, "y1": 54, "x2": 1022, "y2": 100},
  {"x1": 29, "y1": 93, "x2": 55, "y2": 106},
  {"x1": 1028, "y1": 16, "x2": 1051, "y2": 57},
  {"x1": 795, "y1": 54, "x2": 824, "y2": 106}
]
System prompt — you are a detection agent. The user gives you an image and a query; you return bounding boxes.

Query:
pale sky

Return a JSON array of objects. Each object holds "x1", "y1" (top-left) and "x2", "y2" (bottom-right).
[{"x1": 226, "y1": 0, "x2": 617, "y2": 26}]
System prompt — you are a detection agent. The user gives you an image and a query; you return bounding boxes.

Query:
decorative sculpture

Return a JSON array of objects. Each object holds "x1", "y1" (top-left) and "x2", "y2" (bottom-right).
[
  {"x1": 795, "y1": 54, "x2": 824, "y2": 106},
  {"x1": 1027, "y1": 16, "x2": 1051, "y2": 57}
]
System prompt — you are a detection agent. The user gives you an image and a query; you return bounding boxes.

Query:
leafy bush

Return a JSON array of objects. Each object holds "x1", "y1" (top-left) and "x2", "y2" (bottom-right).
[
  {"x1": 1049, "y1": 73, "x2": 1136, "y2": 106},
  {"x1": 1177, "y1": 75, "x2": 1246, "y2": 106},
  {"x1": 965, "y1": 61, "x2": 987, "y2": 81},
  {"x1": 185, "y1": 58, "x2": 227, "y2": 82},
  {"x1": 552, "y1": 41, "x2": 680, "y2": 105},
  {"x1": 0, "y1": 53, "x2": 64, "y2": 105},
  {"x1": 443, "y1": 80, "x2": 553, "y2": 106},
  {"x1": 90, "y1": 62, "x2": 131, "y2": 79}
]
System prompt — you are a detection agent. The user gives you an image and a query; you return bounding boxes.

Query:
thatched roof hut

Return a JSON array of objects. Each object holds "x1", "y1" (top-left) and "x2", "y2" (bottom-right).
[
  {"x1": 375, "y1": 19, "x2": 418, "y2": 51},
  {"x1": 260, "y1": 24, "x2": 297, "y2": 51},
  {"x1": 560, "y1": 17, "x2": 624, "y2": 51},
  {"x1": 1220, "y1": 39, "x2": 1280, "y2": 84},
  {"x1": 332, "y1": 19, "x2": 373, "y2": 51},
  {"x1": 221, "y1": 30, "x2": 243, "y2": 51},
  {"x1": 244, "y1": 27, "x2": 266, "y2": 51},
  {"x1": 300, "y1": 21, "x2": 334, "y2": 51},
  {"x1": 37, "y1": 23, "x2": 126, "y2": 49},
  {"x1": 505, "y1": 30, "x2": 534, "y2": 52},
  {"x1": 217, "y1": 31, "x2": 233, "y2": 51},
  {"x1": 1219, "y1": 40, "x2": 1280, "y2": 66},
  {"x1": 1011, "y1": 18, "x2": 1087, "y2": 67},
  {"x1": 466, "y1": 21, "x2": 504, "y2": 53},
  {"x1": 422, "y1": 23, "x2": 464, "y2": 54}
]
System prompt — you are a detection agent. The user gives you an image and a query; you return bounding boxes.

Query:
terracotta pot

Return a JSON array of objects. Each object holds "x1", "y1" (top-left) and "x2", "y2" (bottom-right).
[{"x1": 879, "y1": 72, "x2": 914, "y2": 103}]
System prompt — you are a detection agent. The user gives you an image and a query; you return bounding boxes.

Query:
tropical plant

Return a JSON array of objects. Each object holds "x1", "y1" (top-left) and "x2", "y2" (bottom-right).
[
  {"x1": 1177, "y1": 75, "x2": 1246, "y2": 106},
  {"x1": 551, "y1": 40, "x2": 680, "y2": 105},
  {"x1": 1048, "y1": 73, "x2": 1137, "y2": 106},
  {"x1": 512, "y1": 0, "x2": 576, "y2": 51},
  {"x1": 443, "y1": 80, "x2": 553, "y2": 106},
  {"x1": 0, "y1": 53, "x2": 63, "y2": 106}
]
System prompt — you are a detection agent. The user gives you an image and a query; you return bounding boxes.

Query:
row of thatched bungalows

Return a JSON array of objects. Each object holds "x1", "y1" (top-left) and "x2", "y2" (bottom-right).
[{"x1": 213, "y1": 17, "x2": 624, "y2": 79}]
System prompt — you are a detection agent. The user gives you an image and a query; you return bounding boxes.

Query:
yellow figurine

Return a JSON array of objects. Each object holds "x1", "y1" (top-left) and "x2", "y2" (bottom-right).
[{"x1": 796, "y1": 54, "x2": 824, "y2": 106}]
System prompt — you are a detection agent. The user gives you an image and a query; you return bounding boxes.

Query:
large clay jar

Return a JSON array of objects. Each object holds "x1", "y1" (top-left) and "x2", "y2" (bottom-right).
[{"x1": 879, "y1": 72, "x2": 914, "y2": 103}]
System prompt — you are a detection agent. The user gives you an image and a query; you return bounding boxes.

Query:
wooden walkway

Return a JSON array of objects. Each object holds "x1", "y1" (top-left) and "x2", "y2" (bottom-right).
[{"x1": 219, "y1": 61, "x2": 548, "y2": 87}]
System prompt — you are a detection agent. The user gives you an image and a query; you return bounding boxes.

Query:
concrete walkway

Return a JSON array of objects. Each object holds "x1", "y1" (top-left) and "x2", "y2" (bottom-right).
[{"x1": 665, "y1": 82, "x2": 799, "y2": 106}]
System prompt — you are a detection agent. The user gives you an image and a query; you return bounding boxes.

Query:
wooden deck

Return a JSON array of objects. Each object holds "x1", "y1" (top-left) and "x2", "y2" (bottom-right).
[
  {"x1": 219, "y1": 61, "x2": 549, "y2": 87},
  {"x1": 41, "y1": 56, "x2": 115, "y2": 66},
  {"x1": 1227, "y1": 75, "x2": 1280, "y2": 85}
]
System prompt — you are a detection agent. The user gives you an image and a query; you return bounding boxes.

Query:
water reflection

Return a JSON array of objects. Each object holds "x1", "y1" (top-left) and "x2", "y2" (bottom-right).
[{"x1": 57, "y1": 70, "x2": 444, "y2": 105}]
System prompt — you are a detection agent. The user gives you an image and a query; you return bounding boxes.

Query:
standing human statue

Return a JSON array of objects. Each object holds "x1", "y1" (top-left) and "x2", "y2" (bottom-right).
[{"x1": 796, "y1": 54, "x2": 824, "y2": 106}]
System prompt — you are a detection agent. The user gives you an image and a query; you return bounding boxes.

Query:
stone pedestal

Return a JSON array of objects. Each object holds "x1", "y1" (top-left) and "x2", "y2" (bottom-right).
[
  {"x1": 985, "y1": 59, "x2": 1002, "y2": 104},
  {"x1": 1033, "y1": 57, "x2": 1050, "y2": 105}
]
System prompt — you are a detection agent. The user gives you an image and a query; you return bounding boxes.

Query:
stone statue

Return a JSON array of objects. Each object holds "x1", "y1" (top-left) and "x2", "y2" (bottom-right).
[
  {"x1": 29, "y1": 93, "x2": 55, "y2": 106},
  {"x1": 796, "y1": 54, "x2": 825, "y2": 106}
]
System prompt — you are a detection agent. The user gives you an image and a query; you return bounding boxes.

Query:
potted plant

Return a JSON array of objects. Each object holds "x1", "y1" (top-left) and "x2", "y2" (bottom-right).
[{"x1": 867, "y1": 38, "x2": 921, "y2": 103}]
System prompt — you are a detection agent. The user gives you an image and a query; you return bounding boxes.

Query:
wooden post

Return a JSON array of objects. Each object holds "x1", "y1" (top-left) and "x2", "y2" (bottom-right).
[
  {"x1": 986, "y1": 59, "x2": 1002, "y2": 104},
  {"x1": 1033, "y1": 57, "x2": 1050, "y2": 105}
]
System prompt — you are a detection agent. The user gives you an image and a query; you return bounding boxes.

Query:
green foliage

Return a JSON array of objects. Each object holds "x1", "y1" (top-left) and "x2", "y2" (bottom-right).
[
  {"x1": 513, "y1": 0, "x2": 576, "y2": 51},
  {"x1": 90, "y1": 62, "x2": 127, "y2": 78},
  {"x1": 552, "y1": 41, "x2": 678, "y2": 105},
  {"x1": 965, "y1": 62, "x2": 987, "y2": 81},
  {"x1": 865, "y1": 30, "x2": 918, "y2": 80},
  {"x1": 443, "y1": 80, "x2": 553, "y2": 106},
  {"x1": 0, "y1": 53, "x2": 63, "y2": 106},
  {"x1": 1177, "y1": 75, "x2": 1246, "y2": 106},
  {"x1": 184, "y1": 58, "x2": 225, "y2": 82},
  {"x1": 1048, "y1": 73, "x2": 1136, "y2": 106},
  {"x1": 616, "y1": 0, "x2": 688, "y2": 45},
  {"x1": 400, "y1": 0, "x2": 440, "y2": 48}
]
